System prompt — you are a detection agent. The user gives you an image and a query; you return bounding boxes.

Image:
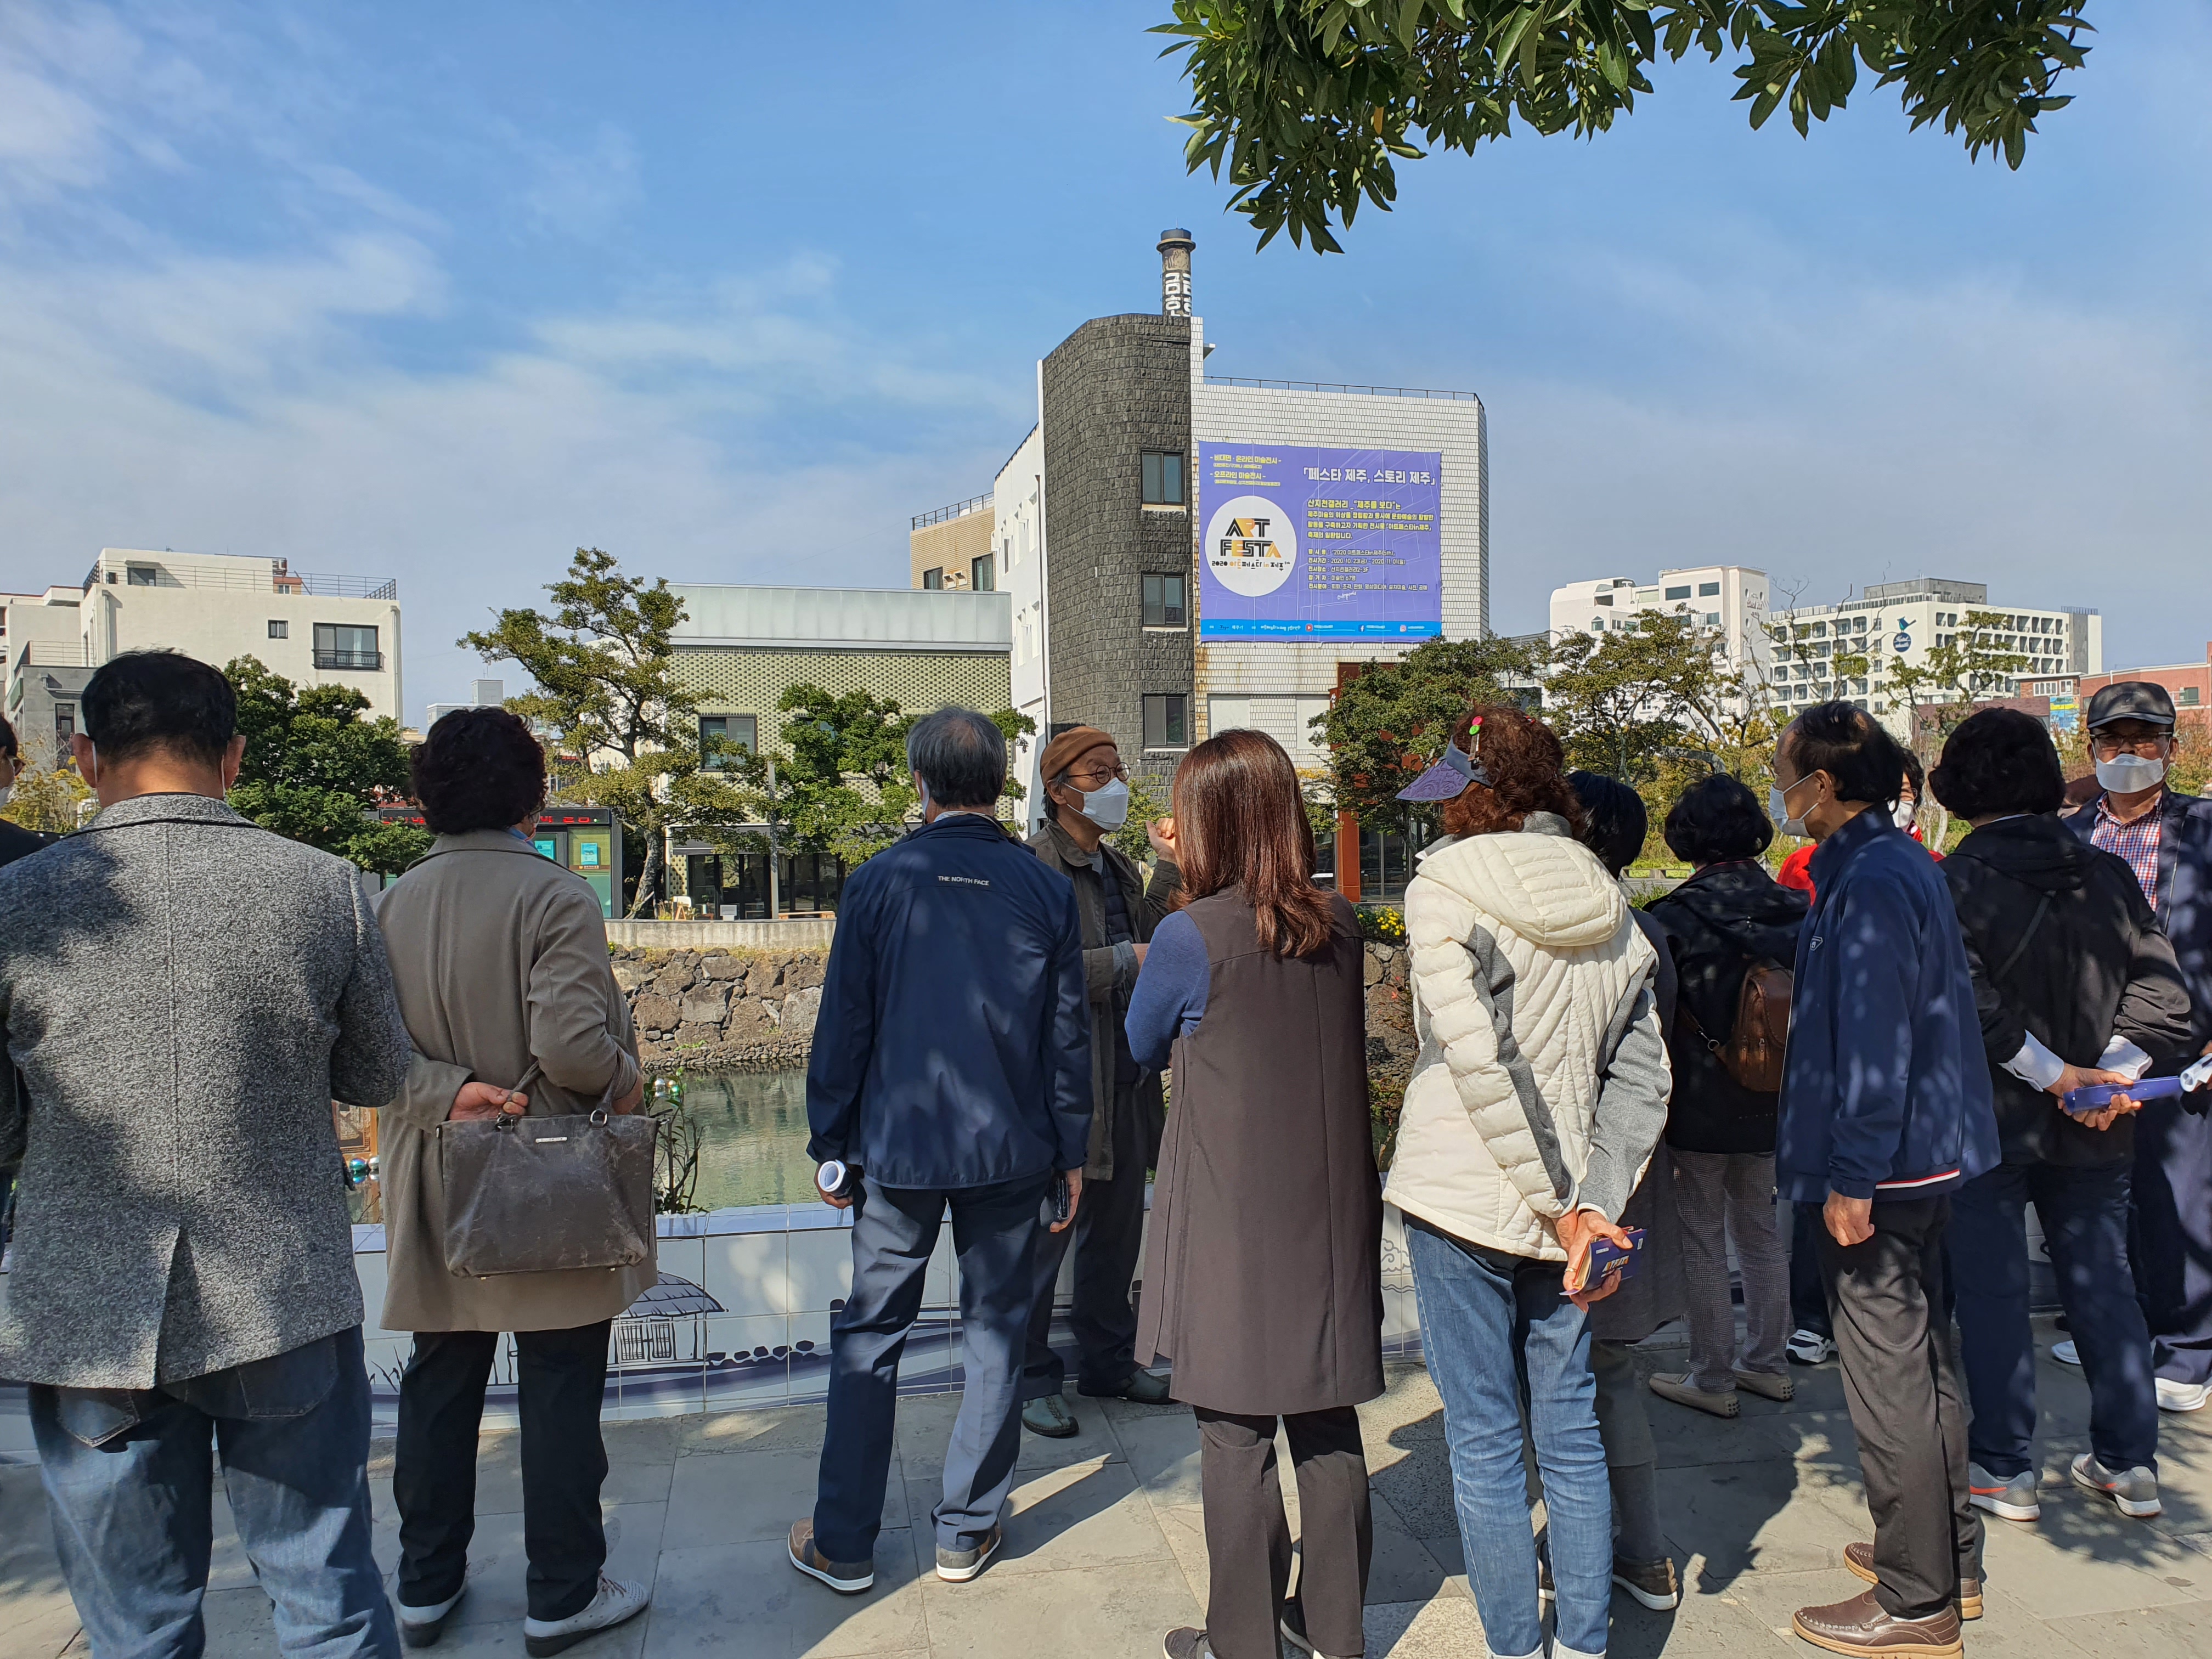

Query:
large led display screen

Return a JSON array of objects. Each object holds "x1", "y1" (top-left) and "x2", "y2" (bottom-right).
[{"x1": 1197, "y1": 442, "x2": 1443, "y2": 640}]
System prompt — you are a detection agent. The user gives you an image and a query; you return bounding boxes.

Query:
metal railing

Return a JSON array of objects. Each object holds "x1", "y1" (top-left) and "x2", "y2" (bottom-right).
[
  {"x1": 82, "y1": 563, "x2": 397, "y2": 600},
  {"x1": 1204, "y1": 376, "x2": 1482, "y2": 403},
  {"x1": 911, "y1": 494, "x2": 992, "y2": 529},
  {"x1": 313, "y1": 648, "x2": 386, "y2": 672}
]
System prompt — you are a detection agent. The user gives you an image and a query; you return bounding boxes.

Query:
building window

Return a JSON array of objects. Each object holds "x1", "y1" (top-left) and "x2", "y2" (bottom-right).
[
  {"x1": 698, "y1": 714, "x2": 758, "y2": 768},
  {"x1": 1594, "y1": 592, "x2": 1613, "y2": 606},
  {"x1": 1142, "y1": 573, "x2": 1187, "y2": 628},
  {"x1": 1698, "y1": 582, "x2": 1720, "y2": 597},
  {"x1": 1590, "y1": 620, "x2": 1605, "y2": 634},
  {"x1": 922, "y1": 567, "x2": 944, "y2": 590},
  {"x1": 126, "y1": 563, "x2": 159, "y2": 586},
  {"x1": 1704, "y1": 611, "x2": 1722, "y2": 626},
  {"x1": 267, "y1": 619, "x2": 289, "y2": 639},
  {"x1": 970, "y1": 554, "x2": 995, "y2": 592},
  {"x1": 54, "y1": 702, "x2": 76, "y2": 741},
  {"x1": 1143, "y1": 693, "x2": 1189, "y2": 750},
  {"x1": 2182, "y1": 687, "x2": 2202, "y2": 707},
  {"x1": 1141, "y1": 451, "x2": 1186, "y2": 505},
  {"x1": 1664, "y1": 585, "x2": 1691, "y2": 601},
  {"x1": 312, "y1": 623, "x2": 381, "y2": 670}
]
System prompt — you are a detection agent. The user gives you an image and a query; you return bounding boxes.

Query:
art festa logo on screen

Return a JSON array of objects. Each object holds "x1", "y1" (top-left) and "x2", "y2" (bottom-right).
[{"x1": 1197, "y1": 442, "x2": 1443, "y2": 641}]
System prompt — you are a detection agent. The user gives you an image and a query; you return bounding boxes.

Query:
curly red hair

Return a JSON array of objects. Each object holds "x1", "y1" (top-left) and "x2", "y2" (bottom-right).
[{"x1": 1435, "y1": 703, "x2": 1587, "y2": 839}]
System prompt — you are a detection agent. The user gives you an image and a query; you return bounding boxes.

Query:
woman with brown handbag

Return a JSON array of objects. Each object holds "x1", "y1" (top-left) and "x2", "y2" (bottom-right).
[{"x1": 374, "y1": 708, "x2": 652, "y2": 1655}]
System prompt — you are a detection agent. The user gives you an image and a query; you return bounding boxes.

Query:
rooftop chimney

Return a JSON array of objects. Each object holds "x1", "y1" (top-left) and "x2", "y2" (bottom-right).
[{"x1": 1158, "y1": 228, "x2": 1194, "y2": 318}]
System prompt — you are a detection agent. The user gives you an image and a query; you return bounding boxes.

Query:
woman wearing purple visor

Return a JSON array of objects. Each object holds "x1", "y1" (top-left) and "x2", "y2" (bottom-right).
[{"x1": 1386, "y1": 704, "x2": 1672, "y2": 1659}]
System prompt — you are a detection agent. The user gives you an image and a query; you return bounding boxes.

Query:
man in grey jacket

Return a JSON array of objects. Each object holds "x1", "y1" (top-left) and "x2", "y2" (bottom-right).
[{"x1": 0, "y1": 651, "x2": 411, "y2": 1657}]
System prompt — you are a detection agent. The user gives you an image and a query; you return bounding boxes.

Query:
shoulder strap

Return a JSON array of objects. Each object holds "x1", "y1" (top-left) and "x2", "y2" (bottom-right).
[{"x1": 1990, "y1": 893, "x2": 2052, "y2": 984}]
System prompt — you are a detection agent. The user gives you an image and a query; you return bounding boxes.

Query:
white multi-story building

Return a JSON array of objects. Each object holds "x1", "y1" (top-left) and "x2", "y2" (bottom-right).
[
  {"x1": 15, "y1": 549, "x2": 405, "y2": 723},
  {"x1": 1765, "y1": 577, "x2": 2101, "y2": 732},
  {"x1": 1548, "y1": 565, "x2": 1773, "y2": 681}
]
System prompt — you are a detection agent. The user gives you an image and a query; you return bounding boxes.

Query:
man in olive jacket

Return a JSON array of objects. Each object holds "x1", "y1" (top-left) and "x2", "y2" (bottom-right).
[
  {"x1": 0, "y1": 652, "x2": 410, "y2": 1657},
  {"x1": 1018, "y1": 726, "x2": 1181, "y2": 1436}
]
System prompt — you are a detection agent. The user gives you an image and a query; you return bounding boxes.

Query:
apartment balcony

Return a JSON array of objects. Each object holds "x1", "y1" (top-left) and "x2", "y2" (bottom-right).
[
  {"x1": 83, "y1": 560, "x2": 397, "y2": 601},
  {"x1": 12, "y1": 641, "x2": 90, "y2": 671},
  {"x1": 313, "y1": 648, "x2": 386, "y2": 672}
]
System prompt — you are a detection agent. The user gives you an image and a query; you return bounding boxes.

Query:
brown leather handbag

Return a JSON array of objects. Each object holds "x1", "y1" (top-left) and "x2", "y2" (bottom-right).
[
  {"x1": 435, "y1": 1062, "x2": 659, "y2": 1278},
  {"x1": 1679, "y1": 958, "x2": 1795, "y2": 1094}
]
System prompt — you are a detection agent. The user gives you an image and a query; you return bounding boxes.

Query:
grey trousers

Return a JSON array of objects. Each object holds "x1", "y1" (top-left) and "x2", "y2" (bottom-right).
[
  {"x1": 1671, "y1": 1150, "x2": 1790, "y2": 1392},
  {"x1": 1197, "y1": 1405, "x2": 1372, "y2": 1659}
]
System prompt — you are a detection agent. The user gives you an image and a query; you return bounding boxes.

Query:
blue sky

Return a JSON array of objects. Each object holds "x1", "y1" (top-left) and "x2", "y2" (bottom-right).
[{"x1": 3, "y1": 2, "x2": 2207, "y2": 722}]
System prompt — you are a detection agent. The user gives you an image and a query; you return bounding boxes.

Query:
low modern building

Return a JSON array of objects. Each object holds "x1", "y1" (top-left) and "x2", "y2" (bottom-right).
[
  {"x1": 911, "y1": 230, "x2": 1491, "y2": 902},
  {"x1": 665, "y1": 583, "x2": 1011, "y2": 918},
  {"x1": 909, "y1": 495, "x2": 995, "y2": 591},
  {"x1": 5, "y1": 549, "x2": 404, "y2": 727},
  {"x1": 2079, "y1": 643, "x2": 2211, "y2": 729},
  {"x1": 2, "y1": 586, "x2": 92, "y2": 766},
  {"x1": 1766, "y1": 577, "x2": 2101, "y2": 735},
  {"x1": 425, "y1": 679, "x2": 507, "y2": 731},
  {"x1": 1548, "y1": 565, "x2": 1774, "y2": 699}
]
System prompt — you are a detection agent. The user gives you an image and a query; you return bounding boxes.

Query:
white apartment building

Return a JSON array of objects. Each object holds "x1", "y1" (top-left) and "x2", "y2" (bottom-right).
[
  {"x1": 5, "y1": 550, "x2": 404, "y2": 731},
  {"x1": 1766, "y1": 577, "x2": 2101, "y2": 732},
  {"x1": 1548, "y1": 565, "x2": 1773, "y2": 680}
]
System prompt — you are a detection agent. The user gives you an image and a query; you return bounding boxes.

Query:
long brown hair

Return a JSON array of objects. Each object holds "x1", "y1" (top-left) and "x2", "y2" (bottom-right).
[
  {"x1": 1436, "y1": 702, "x2": 1586, "y2": 839},
  {"x1": 1171, "y1": 728, "x2": 1335, "y2": 958}
]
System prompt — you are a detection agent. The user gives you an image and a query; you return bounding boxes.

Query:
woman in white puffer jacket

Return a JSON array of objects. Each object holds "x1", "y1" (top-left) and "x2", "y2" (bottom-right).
[{"x1": 1387, "y1": 704, "x2": 1671, "y2": 1659}]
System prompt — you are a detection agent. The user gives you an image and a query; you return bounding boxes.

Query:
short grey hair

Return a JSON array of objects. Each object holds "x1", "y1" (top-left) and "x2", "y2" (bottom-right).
[{"x1": 906, "y1": 707, "x2": 1006, "y2": 809}]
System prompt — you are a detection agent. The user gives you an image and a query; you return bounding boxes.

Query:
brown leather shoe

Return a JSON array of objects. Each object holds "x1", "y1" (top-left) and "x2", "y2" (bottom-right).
[
  {"x1": 1843, "y1": 1541, "x2": 1982, "y2": 1620},
  {"x1": 1792, "y1": 1588, "x2": 1962, "y2": 1657}
]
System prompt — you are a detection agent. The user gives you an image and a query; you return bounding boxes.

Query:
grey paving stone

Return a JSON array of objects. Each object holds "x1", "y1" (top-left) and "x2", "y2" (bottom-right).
[
  {"x1": 371, "y1": 1502, "x2": 665, "y2": 1629},
  {"x1": 891, "y1": 1387, "x2": 1125, "y2": 1477},
  {"x1": 1110, "y1": 1402, "x2": 1206, "y2": 1508},
  {"x1": 677, "y1": 1401, "x2": 832, "y2": 1456},
  {"x1": 913, "y1": 1560, "x2": 1204, "y2": 1659},
  {"x1": 1359, "y1": 1595, "x2": 1490, "y2": 1658},
  {"x1": 1719, "y1": 1564, "x2": 2090, "y2": 1659},
  {"x1": 2044, "y1": 1598, "x2": 2212, "y2": 1656},
  {"x1": 1978, "y1": 1498, "x2": 2208, "y2": 1618},
  {"x1": 1657, "y1": 1460, "x2": 1852, "y2": 1589},
  {"x1": 923, "y1": 1457, "x2": 1172, "y2": 1577},
  {"x1": 642, "y1": 1534, "x2": 927, "y2": 1657},
  {"x1": 667, "y1": 1445, "x2": 906, "y2": 1548}
]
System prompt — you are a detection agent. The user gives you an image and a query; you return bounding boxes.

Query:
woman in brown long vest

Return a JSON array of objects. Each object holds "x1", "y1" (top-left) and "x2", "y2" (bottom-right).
[{"x1": 1128, "y1": 729, "x2": 1384, "y2": 1659}]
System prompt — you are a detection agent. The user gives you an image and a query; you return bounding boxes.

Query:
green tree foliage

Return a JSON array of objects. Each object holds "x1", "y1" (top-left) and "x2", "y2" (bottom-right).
[
  {"x1": 224, "y1": 656, "x2": 429, "y2": 873},
  {"x1": 465, "y1": 548, "x2": 758, "y2": 914},
  {"x1": 1313, "y1": 633, "x2": 1544, "y2": 834},
  {"x1": 1, "y1": 756, "x2": 91, "y2": 834},
  {"x1": 1155, "y1": 1, "x2": 2092, "y2": 251}
]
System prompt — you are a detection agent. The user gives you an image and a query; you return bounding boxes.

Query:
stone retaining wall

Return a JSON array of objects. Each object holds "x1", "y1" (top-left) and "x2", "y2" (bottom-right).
[{"x1": 613, "y1": 938, "x2": 1416, "y2": 1077}]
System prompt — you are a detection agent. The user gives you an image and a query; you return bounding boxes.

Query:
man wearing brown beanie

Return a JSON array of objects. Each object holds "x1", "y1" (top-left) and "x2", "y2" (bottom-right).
[{"x1": 1020, "y1": 725, "x2": 1181, "y2": 1435}]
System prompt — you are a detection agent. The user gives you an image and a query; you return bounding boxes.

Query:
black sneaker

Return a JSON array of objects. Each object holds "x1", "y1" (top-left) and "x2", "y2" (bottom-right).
[
  {"x1": 935, "y1": 1523, "x2": 1003, "y2": 1583},
  {"x1": 1163, "y1": 1629, "x2": 1213, "y2": 1659}
]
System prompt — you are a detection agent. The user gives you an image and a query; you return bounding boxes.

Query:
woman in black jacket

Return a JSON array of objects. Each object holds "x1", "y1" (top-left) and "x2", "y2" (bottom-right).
[
  {"x1": 1933, "y1": 708, "x2": 2195, "y2": 1525},
  {"x1": 1643, "y1": 775, "x2": 1808, "y2": 1419}
]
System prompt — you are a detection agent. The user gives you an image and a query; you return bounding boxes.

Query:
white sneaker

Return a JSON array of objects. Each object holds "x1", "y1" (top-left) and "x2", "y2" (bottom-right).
[
  {"x1": 2155, "y1": 1376, "x2": 2210, "y2": 1413},
  {"x1": 397, "y1": 1584, "x2": 465, "y2": 1649},
  {"x1": 1785, "y1": 1329, "x2": 1835, "y2": 1365},
  {"x1": 2052, "y1": 1339, "x2": 2081, "y2": 1367},
  {"x1": 522, "y1": 1575, "x2": 651, "y2": 1657}
]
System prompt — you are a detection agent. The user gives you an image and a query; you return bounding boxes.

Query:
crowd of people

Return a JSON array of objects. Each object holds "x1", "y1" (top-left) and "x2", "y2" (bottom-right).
[{"x1": 1, "y1": 647, "x2": 2209, "y2": 1659}]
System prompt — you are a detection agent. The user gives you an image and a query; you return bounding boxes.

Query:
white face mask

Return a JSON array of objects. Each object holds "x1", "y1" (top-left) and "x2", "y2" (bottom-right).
[
  {"x1": 2095, "y1": 754, "x2": 2166, "y2": 795},
  {"x1": 1075, "y1": 777, "x2": 1131, "y2": 832},
  {"x1": 1769, "y1": 777, "x2": 1811, "y2": 840},
  {"x1": 1893, "y1": 799, "x2": 1917, "y2": 831}
]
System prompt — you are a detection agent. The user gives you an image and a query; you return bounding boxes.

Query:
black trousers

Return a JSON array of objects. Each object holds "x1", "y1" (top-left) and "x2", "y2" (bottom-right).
[
  {"x1": 1021, "y1": 1085, "x2": 1147, "y2": 1400},
  {"x1": 1197, "y1": 1406, "x2": 1371, "y2": 1659},
  {"x1": 394, "y1": 1322, "x2": 613, "y2": 1623},
  {"x1": 1817, "y1": 1199, "x2": 1980, "y2": 1621},
  {"x1": 1790, "y1": 1201, "x2": 1832, "y2": 1340}
]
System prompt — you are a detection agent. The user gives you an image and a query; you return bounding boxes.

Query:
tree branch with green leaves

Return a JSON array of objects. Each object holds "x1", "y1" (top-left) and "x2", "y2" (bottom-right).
[{"x1": 1155, "y1": 1, "x2": 2092, "y2": 252}]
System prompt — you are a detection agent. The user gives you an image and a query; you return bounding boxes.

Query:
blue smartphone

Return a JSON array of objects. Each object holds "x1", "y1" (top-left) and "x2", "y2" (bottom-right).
[{"x1": 1582, "y1": 1227, "x2": 1646, "y2": 1286}]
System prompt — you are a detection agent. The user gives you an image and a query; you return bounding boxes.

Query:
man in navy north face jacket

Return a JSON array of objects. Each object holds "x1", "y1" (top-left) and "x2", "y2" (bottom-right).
[
  {"x1": 1769, "y1": 702, "x2": 1997, "y2": 1658},
  {"x1": 796, "y1": 708, "x2": 1091, "y2": 1599}
]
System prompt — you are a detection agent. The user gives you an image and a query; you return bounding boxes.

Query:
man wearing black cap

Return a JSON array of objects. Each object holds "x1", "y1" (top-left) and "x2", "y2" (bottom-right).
[{"x1": 2067, "y1": 680, "x2": 2212, "y2": 1414}]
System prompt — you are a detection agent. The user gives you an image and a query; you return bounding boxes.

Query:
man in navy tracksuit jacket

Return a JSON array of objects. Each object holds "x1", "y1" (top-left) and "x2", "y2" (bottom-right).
[
  {"x1": 1772, "y1": 703, "x2": 1999, "y2": 1657},
  {"x1": 791, "y1": 709, "x2": 1091, "y2": 1595}
]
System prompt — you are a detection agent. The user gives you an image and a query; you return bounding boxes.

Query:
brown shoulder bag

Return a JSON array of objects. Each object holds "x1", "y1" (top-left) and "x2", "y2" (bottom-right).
[{"x1": 1680, "y1": 959, "x2": 1794, "y2": 1094}]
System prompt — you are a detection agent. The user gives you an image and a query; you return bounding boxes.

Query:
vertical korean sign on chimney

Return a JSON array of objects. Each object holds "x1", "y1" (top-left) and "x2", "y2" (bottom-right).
[{"x1": 1158, "y1": 228, "x2": 1194, "y2": 317}]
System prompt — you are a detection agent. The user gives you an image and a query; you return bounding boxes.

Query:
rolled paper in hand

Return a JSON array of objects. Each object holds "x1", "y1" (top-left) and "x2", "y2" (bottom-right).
[
  {"x1": 2063, "y1": 1076, "x2": 2183, "y2": 1115},
  {"x1": 816, "y1": 1160, "x2": 851, "y2": 1197}
]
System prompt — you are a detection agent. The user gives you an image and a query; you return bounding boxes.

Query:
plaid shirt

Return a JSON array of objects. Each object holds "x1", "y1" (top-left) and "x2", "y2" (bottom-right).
[{"x1": 2090, "y1": 793, "x2": 2166, "y2": 911}]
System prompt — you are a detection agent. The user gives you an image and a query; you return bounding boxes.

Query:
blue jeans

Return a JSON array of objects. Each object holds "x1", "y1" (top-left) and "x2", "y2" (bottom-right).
[
  {"x1": 1952, "y1": 1159, "x2": 2158, "y2": 1478},
  {"x1": 814, "y1": 1173, "x2": 1046, "y2": 1562},
  {"x1": 29, "y1": 1326, "x2": 398, "y2": 1658},
  {"x1": 1408, "y1": 1218, "x2": 1610, "y2": 1659}
]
